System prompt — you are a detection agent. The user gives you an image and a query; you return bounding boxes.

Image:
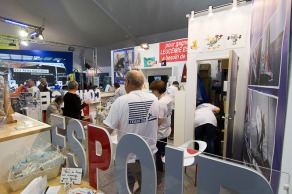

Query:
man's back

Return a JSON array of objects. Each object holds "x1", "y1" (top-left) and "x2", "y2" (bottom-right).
[{"x1": 104, "y1": 90, "x2": 159, "y2": 162}]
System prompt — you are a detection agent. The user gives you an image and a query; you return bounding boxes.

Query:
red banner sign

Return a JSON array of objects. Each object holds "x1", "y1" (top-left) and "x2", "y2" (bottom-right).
[{"x1": 159, "y1": 38, "x2": 188, "y2": 63}]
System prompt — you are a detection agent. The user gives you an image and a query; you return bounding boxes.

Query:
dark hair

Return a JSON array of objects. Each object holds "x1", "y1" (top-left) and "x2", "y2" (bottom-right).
[
  {"x1": 173, "y1": 81, "x2": 179, "y2": 86},
  {"x1": 55, "y1": 95, "x2": 63, "y2": 103},
  {"x1": 149, "y1": 80, "x2": 166, "y2": 94},
  {"x1": 114, "y1": 83, "x2": 120, "y2": 88}
]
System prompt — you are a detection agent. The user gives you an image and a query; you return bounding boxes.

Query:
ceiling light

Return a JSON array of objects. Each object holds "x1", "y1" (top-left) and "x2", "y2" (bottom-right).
[
  {"x1": 232, "y1": 0, "x2": 238, "y2": 11},
  {"x1": 4, "y1": 19, "x2": 29, "y2": 28},
  {"x1": 19, "y1": 28, "x2": 28, "y2": 37},
  {"x1": 30, "y1": 27, "x2": 45, "y2": 40},
  {"x1": 140, "y1": 43, "x2": 149, "y2": 50},
  {"x1": 38, "y1": 33, "x2": 44, "y2": 40},
  {"x1": 208, "y1": 6, "x2": 213, "y2": 17},
  {"x1": 20, "y1": 40, "x2": 28, "y2": 46},
  {"x1": 30, "y1": 31, "x2": 37, "y2": 38}
]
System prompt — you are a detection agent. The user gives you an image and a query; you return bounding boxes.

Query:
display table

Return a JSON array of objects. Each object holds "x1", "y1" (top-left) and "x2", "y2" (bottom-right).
[
  {"x1": 100, "y1": 92, "x2": 114, "y2": 98},
  {"x1": 0, "y1": 176, "x2": 98, "y2": 194},
  {"x1": 0, "y1": 113, "x2": 51, "y2": 184},
  {"x1": 0, "y1": 113, "x2": 51, "y2": 142}
]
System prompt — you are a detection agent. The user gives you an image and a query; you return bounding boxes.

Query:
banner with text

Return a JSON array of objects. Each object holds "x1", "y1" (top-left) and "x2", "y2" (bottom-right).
[{"x1": 159, "y1": 38, "x2": 188, "y2": 63}]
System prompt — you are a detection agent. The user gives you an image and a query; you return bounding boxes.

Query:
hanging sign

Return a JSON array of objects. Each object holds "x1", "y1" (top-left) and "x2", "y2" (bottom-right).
[{"x1": 159, "y1": 38, "x2": 188, "y2": 63}]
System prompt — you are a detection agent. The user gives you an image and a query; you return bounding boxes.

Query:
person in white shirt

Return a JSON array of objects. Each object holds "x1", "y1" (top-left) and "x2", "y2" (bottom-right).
[
  {"x1": 103, "y1": 71, "x2": 159, "y2": 193},
  {"x1": 113, "y1": 82, "x2": 123, "y2": 100},
  {"x1": 150, "y1": 80, "x2": 172, "y2": 190},
  {"x1": 194, "y1": 102, "x2": 220, "y2": 154},
  {"x1": 166, "y1": 81, "x2": 179, "y2": 139},
  {"x1": 27, "y1": 79, "x2": 40, "y2": 98}
]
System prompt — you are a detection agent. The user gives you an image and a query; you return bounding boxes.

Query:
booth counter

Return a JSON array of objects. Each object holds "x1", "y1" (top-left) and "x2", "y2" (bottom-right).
[{"x1": 0, "y1": 113, "x2": 51, "y2": 184}]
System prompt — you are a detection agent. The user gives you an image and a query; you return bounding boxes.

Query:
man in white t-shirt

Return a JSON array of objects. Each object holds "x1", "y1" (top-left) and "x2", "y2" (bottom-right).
[
  {"x1": 103, "y1": 71, "x2": 159, "y2": 193},
  {"x1": 166, "y1": 81, "x2": 179, "y2": 139},
  {"x1": 194, "y1": 102, "x2": 220, "y2": 154}
]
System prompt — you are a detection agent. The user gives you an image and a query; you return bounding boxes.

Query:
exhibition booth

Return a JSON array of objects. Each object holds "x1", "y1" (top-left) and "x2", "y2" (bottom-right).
[{"x1": 0, "y1": 0, "x2": 292, "y2": 193}]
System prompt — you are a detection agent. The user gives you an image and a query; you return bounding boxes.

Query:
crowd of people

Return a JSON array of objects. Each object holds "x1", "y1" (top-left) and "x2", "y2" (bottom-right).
[{"x1": 17, "y1": 70, "x2": 220, "y2": 192}]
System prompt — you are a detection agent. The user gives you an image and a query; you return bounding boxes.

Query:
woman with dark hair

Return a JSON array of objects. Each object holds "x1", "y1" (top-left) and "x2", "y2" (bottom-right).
[
  {"x1": 63, "y1": 81, "x2": 89, "y2": 120},
  {"x1": 149, "y1": 80, "x2": 172, "y2": 190},
  {"x1": 46, "y1": 95, "x2": 63, "y2": 124}
]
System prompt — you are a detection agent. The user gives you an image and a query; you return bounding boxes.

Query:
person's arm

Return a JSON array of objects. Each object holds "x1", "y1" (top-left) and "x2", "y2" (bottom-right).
[
  {"x1": 213, "y1": 106, "x2": 220, "y2": 115},
  {"x1": 158, "y1": 118, "x2": 163, "y2": 126},
  {"x1": 158, "y1": 101, "x2": 167, "y2": 127},
  {"x1": 103, "y1": 100, "x2": 120, "y2": 135}
]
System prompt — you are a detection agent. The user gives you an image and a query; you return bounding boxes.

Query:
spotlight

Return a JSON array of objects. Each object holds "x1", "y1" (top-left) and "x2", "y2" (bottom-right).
[
  {"x1": 19, "y1": 28, "x2": 28, "y2": 37},
  {"x1": 232, "y1": 0, "x2": 237, "y2": 11},
  {"x1": 140, "y1": 43, "x2": 149, "y2": 50},
  {"x1": 38, "y1": 33, "x2": 44, "y2": 40},
  {"x1": 20, "y1": 40, "x2": 28, "y2": 46},
  {"x1": 30, "y1": 31, "x2": 37, "y2": 38},
  {"x1": 30, "y1": 27, "x2": 44, "y2": 40},
  {"x1": 208, "y1": 6, "x2": 213, "y2": 17}
]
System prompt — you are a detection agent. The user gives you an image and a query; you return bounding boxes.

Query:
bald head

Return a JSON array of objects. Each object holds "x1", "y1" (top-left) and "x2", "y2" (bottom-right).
[{"x1": 124, "y1": 71, "x2": 145, "y2": 92}]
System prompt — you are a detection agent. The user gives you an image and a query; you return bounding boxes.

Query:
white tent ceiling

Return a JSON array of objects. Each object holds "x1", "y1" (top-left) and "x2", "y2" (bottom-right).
[{"x1": 0, "y1": 0, "x2": 234, "y2": 48}]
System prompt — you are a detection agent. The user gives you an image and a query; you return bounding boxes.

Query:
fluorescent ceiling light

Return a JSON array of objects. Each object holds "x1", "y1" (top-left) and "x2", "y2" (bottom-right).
[{"x1": 4, "y1": 19, "x2": 29, "y2": 28}]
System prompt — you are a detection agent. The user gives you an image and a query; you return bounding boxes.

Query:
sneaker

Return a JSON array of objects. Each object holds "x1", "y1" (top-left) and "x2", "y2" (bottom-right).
[{"x1": 157, "y1": 183, "x2": 165, "y2": 190}]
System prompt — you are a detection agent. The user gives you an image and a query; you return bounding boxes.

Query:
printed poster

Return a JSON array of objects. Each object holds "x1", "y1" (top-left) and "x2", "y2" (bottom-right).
[
  {"x1": 243, "y1": 0, "x2": 291, "y2": 192},
  {"x1": 112, "y1": 48, "x2": 134, "y2": 84}
]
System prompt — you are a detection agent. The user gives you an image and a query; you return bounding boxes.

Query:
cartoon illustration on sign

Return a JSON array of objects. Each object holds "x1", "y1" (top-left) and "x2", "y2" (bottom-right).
[
  {"x1": 206, "y1": 35, "x2": 223, "y2": 50},
  {"x1": 190, "y1": 40, "x2": 198, "y2": 49},
  {"x1": 227, "y1": 34, "x2": 242, "y2": 45},
  {"x1": 144, "y1": 57, "x2": 157, "y2": 67}
]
